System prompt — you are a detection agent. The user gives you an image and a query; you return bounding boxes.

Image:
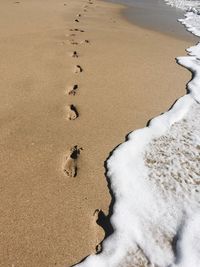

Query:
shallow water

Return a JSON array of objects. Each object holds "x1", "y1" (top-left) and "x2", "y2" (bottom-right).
[{"x1": 106, "y1": 0, "x2": 198, "y2": 41}]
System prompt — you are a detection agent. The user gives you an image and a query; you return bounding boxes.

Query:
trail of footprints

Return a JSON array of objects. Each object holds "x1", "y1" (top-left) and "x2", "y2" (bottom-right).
[
  {"x1": 63, "y1": 0, "x2": 110, "y2": 254},
  {"x1": 63, "y1": 0, "x2": 93, "y2": 178}
]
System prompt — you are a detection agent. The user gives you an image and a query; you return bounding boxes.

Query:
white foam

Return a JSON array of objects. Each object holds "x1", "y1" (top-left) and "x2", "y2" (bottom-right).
[
  {"x1": 165, "y1": 0, "x2": 200, "y2": 11},
  {"x1": 172, "y1": 214, "x2": 200, "y2": 267},
  {"x1": 179, "y1": 11, "x2": 200, "y2": 37},
  {"x1": 74, "y1": 1, "x2": 200, "y2": 267}
]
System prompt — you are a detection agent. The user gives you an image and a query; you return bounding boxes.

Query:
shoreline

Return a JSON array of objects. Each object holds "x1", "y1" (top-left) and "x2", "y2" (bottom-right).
[
  {"x1": 74, "y1": 1, "x2": 200, "y2": 266},
  {"x1": 0, "y1": 0, "x2": 197, "y2": 266},
  {"x1": 105, "y1": 0, "x2": 198, "y2": 42}
]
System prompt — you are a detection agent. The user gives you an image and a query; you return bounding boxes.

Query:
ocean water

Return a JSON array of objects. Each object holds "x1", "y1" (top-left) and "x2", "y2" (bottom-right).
[
  {"x1": 108, "y1": 0, "x2": 197, "y2": 40},
  {"x1": 74, "y1": 1, "x2": 200, "y2": 267}
]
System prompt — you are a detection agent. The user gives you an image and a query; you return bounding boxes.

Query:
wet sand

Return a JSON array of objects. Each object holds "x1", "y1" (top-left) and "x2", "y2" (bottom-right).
[
  {"x1": 106, "y1": 0, "x2": 198, "y2": 41},
  {"x1": 0, "y1": 0, "x2": 196, "y2": 266}
]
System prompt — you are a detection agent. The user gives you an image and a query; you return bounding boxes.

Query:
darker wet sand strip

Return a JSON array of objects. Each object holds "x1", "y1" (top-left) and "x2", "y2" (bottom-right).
[{"x1": 106, "y1": 0, "x2": 198, "y2": 42}]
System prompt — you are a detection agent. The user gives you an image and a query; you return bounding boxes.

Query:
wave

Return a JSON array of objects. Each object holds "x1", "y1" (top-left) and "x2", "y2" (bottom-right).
[
  {"x1": 165, "y1": 0, "x2": 200, "y2": 11},
  {"x1": 73, "y1": 1, "x2": 200, "y2": 267}
]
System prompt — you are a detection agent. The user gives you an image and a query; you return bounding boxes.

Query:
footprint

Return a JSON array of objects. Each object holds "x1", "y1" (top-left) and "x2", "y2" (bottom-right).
[
  {"x1": 80, "y1": 39, "x2": 90, "y2": 44},
  {"x1": 63, "y1": 146, "x2": 83, "y2": 177},
  {"x1": 93, "y1": 209, "x2": 103, "y2": 254},
  {"x1": 67, "y1": 104, "x2": 79, "y2": 120},
  {"x1": 75, "y1": 19, "x2": 79, "y2": 23},
  {"x1": 70, "y1": 40, "x2": 79, "y2": 45},
  {"x1": 77, "y1": 14, "x2": 82, "y2": 17},
  {"x1": 74, "y1": 65, "x2": 83, "y2": 73},
  {"x1": 71, "y1": 51, "x2": 78, "y2": 58},
  {"x1": 67, "y1": 84, "x2": 78, "y2": 95},
  {"x1": 70, "y1": 28, "x2": 84, "y2": 32},
  {"x1": 69, "y1": 28, "x2": 78, "y2": 32},
  {"x1": 93, "y1": 209, "x2": 114, "y2": 253}
]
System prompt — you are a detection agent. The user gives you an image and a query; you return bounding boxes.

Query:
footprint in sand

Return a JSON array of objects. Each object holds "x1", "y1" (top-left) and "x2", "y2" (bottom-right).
[
  {"x1": 74, "y1": 65, "x2": 83, "y2": 73},
  {"x1": 93, "y1": 208, "x2": 114, "y2": 253},
  {"x1": 75, "y1": 19, "x2": 79, "y2": 23},
  {"x1": 67, "y1": 84, "x2": 78, "y2": 95},
  {"x1": 63, "y1": 146, "x2": 83, "y2": 177},
  {"x1": 70, "y1": 28, "x2": 85, "y2": 32},
  {"x1": 77, "y1": 14, "x2": 82, "y2": 17},
  {"x1": 93, "y1": 209, "x2": 104, "y2": 253},
  {"x1": 80, "y1": 39, "x2": 90, "y2": 44},
  {"x1": 71, "y1": 51, "x2": 78, "y2": 58},
  {"x1": 67, "y1": 104, "x2": 79, "y2": 120},
  {"x1": 69, "y1": 28, "x2": 78, "y2": 32},
  {"x1": 67, "y1": 38, "x2": 90, "y2": 45},
  {"x1": 70, "y1": 40, "x2": 79, "y2": 45},
  {"x1": 69, "y1": 33, "x2": 76, "y2": 37}
]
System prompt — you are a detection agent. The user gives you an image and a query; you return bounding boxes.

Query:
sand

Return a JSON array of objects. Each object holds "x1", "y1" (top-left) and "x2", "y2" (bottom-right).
[{"x1": 0, "y1": 0, "x2": 195, "y2": 266}]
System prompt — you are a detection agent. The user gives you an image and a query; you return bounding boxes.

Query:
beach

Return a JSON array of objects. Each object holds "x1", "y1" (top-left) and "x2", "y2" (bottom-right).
[
  {"x1": 107, "y1": 0, "x2": 198, "y2": 41},
  {"x1": 0, "y1": 0, "x2": 196, "y2": 266}
]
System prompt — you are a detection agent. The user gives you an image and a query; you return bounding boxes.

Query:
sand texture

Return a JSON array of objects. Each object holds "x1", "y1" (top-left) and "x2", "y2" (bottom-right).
[{"x1": 0, "y1": 0, "x2": 194, "y2": 266}]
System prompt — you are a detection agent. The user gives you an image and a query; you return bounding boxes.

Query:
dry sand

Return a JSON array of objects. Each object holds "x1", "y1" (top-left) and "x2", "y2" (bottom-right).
[{"x1": 0, "y1": 0, "x2": 195, "y2": 266}]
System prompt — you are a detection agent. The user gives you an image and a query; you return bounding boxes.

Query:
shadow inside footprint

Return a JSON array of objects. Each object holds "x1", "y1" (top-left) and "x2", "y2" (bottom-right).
[
  {"x1": 63, "y1": 146, "x2": 83, "y2": 177},
  {"x1": 67, "y1": 84, "x2": 78, "y2": 95},
  {"x1": 93, "y1": 209, "x2": 114, "y2": 253},
  {"x1": 70, "y1": 146, "x2": 82, "y2": 160},
  {"x1": 72, "y1": 51, "x2": 78, "y2": 58},
  {"x1": 70, "y1": 40, "x2": 79, "y2": 45},
  {"x1": 70, "y1": 28, "x2": 84, "y2": 32},
  {"x1": 67, "y1": 104, "x2": 79, "y2": 120},
  {"x1": 74, "y1": 65, "x2": 83, "y2": 73},
  {"x1": 80, "y1": 39, "x2": 90, "y2": 45}
]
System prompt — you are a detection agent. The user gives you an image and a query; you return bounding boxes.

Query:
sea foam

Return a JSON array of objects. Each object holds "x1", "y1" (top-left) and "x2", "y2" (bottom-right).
[{"x1": 74, "y1": 1, "x2": 200, "y2": 267}]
